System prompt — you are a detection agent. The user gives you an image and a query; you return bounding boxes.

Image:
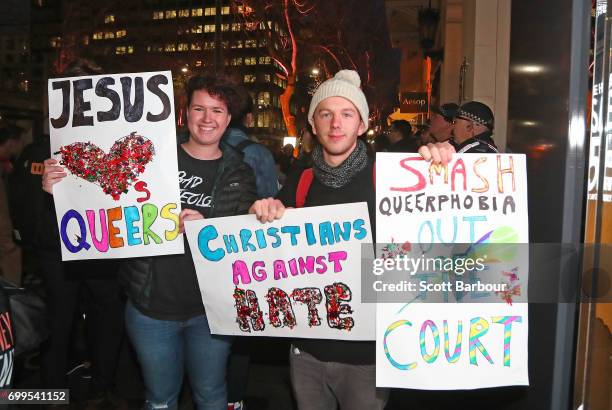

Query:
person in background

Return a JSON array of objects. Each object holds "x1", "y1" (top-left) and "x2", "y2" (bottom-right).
[
  {"x1": 386, "y1": 119, "x2": 419, "y2": 152},
  {"x1": 35, "y1": 59, "x2": 125, "y2": 409},
  {"x1": 451, "y1": 100, "x2": 498, "y2": 153},
  {"x1": 223, "y1": 84, "x2": 278, "y2": 410},
  {"x1": 419, "y1": 103, "x2": 459, "y2": 145},
  {"x1": 224, "y1": 88, "x2": 278, "y2": 199},
  {"x1": 0, "y1": 122, "x2": 23, "y2": 285}
]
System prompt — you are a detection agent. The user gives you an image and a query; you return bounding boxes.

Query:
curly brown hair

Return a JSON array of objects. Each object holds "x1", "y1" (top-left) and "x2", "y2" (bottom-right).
[{"x1": 186, "y1": 73, "x2": 244, "y2": 118}]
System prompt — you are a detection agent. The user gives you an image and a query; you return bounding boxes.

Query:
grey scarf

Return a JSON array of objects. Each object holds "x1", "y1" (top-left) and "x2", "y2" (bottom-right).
[{"x1": 311, "y1": 139, "x2": 369, "y2": 188}]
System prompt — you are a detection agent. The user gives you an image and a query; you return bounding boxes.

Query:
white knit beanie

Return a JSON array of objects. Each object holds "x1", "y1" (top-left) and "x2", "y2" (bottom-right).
[{"x1": 308, "y1": 70, "x2": 369, "y2": 132}]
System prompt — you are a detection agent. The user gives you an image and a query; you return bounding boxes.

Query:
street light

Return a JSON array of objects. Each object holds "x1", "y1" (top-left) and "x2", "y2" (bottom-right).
[
  {"x1": 312, "y1": 68, "x2": 319, "y2": 75},
  {"x1": 181, "y1": 66, "x2": 189, "y2": 73}
]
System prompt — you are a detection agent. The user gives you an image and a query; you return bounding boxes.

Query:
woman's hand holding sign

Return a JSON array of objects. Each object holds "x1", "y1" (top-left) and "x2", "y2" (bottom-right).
[
  {"x1": 249, "y1": 197, "x2": 286, "y2": 223},
  {"x1": 179, "y1": 209, "x2": 204, "y2": 234},
  {"x1": 42, "y1": 158, "x2": 67, "y2": 194}
]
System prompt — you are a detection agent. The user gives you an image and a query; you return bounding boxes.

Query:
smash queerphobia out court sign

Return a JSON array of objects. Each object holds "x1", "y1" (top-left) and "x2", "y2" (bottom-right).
[
  {"x1": 375, "y1": 153, "x2": 529, "y2": 390},
  {"x1": 48, "y1": 71, "x2": 183, "y2": 261},
  {"x1": 184, "y1": 203, "x2": 376, "y2": 340}
]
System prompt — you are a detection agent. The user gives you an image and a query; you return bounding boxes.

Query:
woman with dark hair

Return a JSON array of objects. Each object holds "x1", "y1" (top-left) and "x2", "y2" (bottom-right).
[{"x1": 43, "y1": 71, "x2": 257, "y2": 410}]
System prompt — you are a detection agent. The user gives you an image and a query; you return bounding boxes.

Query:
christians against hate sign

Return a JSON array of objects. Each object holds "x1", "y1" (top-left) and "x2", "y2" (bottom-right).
[
  {"x1": 48, "y1": 71, "x2": 183, "y2": 260},
  {"x1": 375, "y1": 153, "x2": 529, "y2": 390},
  {"x1": 184, "y1": 203, "x2": 376, "y2": 340}
]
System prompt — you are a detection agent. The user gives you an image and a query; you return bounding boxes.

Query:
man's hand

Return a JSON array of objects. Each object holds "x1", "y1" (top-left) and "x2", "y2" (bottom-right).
[
  {"x1": 249, "y1": 197, "x2": 286, "y2": 223},
  {"x1": 418, "y1": 142, "x2": 455, "y2": 165},
  {"x1": 42, "y1": 158, "x2": 67, "y2": 194},
  {"x1": 179, "y1": 209, "x2": 204, "y2": 234}
]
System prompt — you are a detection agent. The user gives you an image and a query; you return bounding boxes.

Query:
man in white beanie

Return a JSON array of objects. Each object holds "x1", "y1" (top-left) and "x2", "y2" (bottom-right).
[{"x1": 249, "y1": 70, "x2": 454, "y2": 409}]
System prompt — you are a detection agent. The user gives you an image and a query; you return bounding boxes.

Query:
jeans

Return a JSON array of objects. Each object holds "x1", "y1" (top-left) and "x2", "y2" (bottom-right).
[{"x1": 125, "y1": 301, "x2": 233, "y2": 410}]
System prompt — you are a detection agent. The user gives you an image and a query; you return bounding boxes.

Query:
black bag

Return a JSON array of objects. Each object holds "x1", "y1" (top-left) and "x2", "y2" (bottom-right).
[{"x1": 0, "y1": 278, "x2": 48, "y2": 356}]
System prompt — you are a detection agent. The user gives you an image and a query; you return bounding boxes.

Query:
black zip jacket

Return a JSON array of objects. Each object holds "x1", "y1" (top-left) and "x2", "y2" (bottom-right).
[{"x1": 119, "y1": 142, "x2": 257, "y2": 312}]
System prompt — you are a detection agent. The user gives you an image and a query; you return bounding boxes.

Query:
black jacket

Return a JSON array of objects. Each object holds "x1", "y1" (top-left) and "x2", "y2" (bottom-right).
[
  {"x1": 119, "y1": 142, "x2": 257, "y2": 310},
  {"x1": 452, "y1": 130, "x2": 499, "y2": 153}
]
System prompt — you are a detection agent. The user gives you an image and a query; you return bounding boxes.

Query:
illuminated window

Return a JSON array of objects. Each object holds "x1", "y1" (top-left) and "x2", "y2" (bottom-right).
[
  {"x1": 178, "y1": 9, "x2": 189, "y2": 17},
  {"x1": 257, "y1": 111, "x2": 270, "y2": 127},
  {"x1": 221, "y1": 6, "x2": 230, "y2": 14},
  {"x1": 245, "y1": 39, "x2": 256, "y2": 48},
  {"x1": 267, "y1": 21, "x2": 272, "y2": 29},
  {"x1": 222, "y1": 41, "x2": 229, "y2": 49},
  {"x1": 192, "y1": 25, "x2": 202, "y2": 34},
  {"x1": 245, "y1": 22, "x2": 258, "y2": 31},
  {"x1": 116, "y1": 29, "x2": 127, "y2": 38},
  {"x1": 264, "y1": 74, "x2": 271, "y2": 82},
  {"x1": 153, "y1": 11, "x2": 164, "y2": 19},
  {"x1": 259, "y1": 22, "x2": 266, "y2": 30},
  {"x1": 192, "y1": 8, "x2": 202, "y2": 16},
  {"x1": 237, "y1": 5, "x2": 253, "y2": 14},
  {"x1": 258, "y1": 92, "x2": 271, "y2": 106},
  {"x1": 231, "y1": 57, "x2": 243, "y2": 66},
  {"x1": 204, "y1": 25, "x2": 215, "y2": 33},
  {"x1": 116, "y1": 46, "x2": 126, "y2": 55},
  {"x1": 260, "y1": 39, "x2": 267, "y2": 47},
  {"x1": 165, "y1": 10, "x2": 176, "y2": 19},
  {"x1": 231, "y1": 40, "x2": 243, "y2": 49},
  {"x1": 195, "y1": 60, "x2": 202, "y2": 67},
  {"x1": 165, "y1": 43, "x2": 176, "y2": 52},
  {"x1": 232, "y1": 23, "x2": 241, "y2": 31},
  {"x1": 178, "y1": 43, "x2": 189, "y2": 51},
  {"x1": 258, "y1": 56, "x2": 271, "y2": 65},
  {"x1": 82, "y1": 35, "x2": 89, "y2": 45},
  {"x1": 203, "y1": 41, "x2": 214, "y2": 49},
  {"x1": 221, "y1": 24, "x2": 229, "y2": 32},
  {"x1": 205, "y1": 7, "x2": 215, "y2": 16},
  {"x1": 104, "y1": 32, "x2": 115, "y2": 39},
  {"x1": 244, "y1": 74, "x2": 256, "y2": 83},
  {"x1": 104, "y1": 14, "x2": 115, "y2": 23},
  {"x1": 49, "y1": 37, "x2": 61, "y2": 48},
  {"x1": 191, "y1": 43, "x2": 201, "y2": 50},
  {"x1": 274, "y1": 23, "x2": 279, "y2": 32},
  {"x1": 93, "y1": 32, "x2": 104, "y2": 40},
  {"x1": 244, "y1": 57, "x2": 256, "y2": 66}
]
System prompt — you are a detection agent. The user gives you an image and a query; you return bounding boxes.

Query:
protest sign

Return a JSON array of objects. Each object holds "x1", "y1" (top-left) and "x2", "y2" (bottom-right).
[
  {"x1": 48, "y1": 71, "x2": 183, "y2": 260},
  {"x1": 184, "y1": 203, "x2": 375, "y2": 340},
  {"x1": 375, "y1": 152, "x2": 529, "y2": 390}
]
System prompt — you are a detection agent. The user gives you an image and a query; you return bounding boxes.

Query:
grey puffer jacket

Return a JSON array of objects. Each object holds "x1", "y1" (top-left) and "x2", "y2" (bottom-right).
[{"x1": 118, "y1": 142, "x2": 257, "y2": 310}]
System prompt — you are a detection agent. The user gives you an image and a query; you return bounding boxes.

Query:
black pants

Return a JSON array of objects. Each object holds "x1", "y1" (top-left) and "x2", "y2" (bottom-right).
[{"x1": 39, "y1": 251, "x2": 124, "y2": 394}]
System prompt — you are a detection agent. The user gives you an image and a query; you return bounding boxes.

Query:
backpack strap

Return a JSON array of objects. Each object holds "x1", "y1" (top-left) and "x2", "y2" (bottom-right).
[
  {"x1": 295, "y1": 168, "x2": 314, "y2": 208},
  {"x1": 295, "y1": 162, "x2": 376, "y2": 208},
  {"x1": 234, "y1": 139, "x2": 255, "y2": 152}
]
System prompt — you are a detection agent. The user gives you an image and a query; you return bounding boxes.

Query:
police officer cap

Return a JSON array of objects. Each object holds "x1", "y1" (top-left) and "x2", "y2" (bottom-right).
[{"x1": 457, "y1": 101, "x2": 494, "y2": 130}]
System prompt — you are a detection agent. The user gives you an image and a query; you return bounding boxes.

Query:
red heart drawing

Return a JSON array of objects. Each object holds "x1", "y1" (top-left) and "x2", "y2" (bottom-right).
[{"x1": 59, "y1": 132, "x2": 155, "y2": 200}]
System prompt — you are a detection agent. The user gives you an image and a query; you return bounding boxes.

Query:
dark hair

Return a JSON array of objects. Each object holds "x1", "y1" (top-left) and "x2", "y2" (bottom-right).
[
  {"x1": 391, "y1": 120, "x2": 413, "y2": 138},
  {"x1": 61, "y1": 58, "x2": 103, "y2": 77},
  {"x1": 229, "y1": 85, "x2": 253, "y2": 127},
  {"x1": 186, "y1": 73, "x2": 244, "y2": 118},
  {"x1": 0, "y1": 123, "x2": 23, "y2": 145}
]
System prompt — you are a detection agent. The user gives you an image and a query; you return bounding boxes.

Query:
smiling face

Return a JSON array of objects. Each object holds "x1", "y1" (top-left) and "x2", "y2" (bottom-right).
[
  {"x1": 186, "y1": 90, "x2": 231, "y2": 148},
  {"x1": 311, "y1": 96, "x2": 365, "y2": 167}
]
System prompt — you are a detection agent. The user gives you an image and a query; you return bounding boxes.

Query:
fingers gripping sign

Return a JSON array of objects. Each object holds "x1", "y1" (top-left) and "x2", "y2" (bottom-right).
[
  {"x1": 418, "y1": 142, "x2": 455, "y2": 165},
  {"x1": 179, "y1": 208, "x2": 204, "y2": 234},
  {"x1": 249, "y1": 197, "x2": 286, "y2": 223},
  {"x1": 42, "y1": 158, "x2": 67, "y2": 194}
]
